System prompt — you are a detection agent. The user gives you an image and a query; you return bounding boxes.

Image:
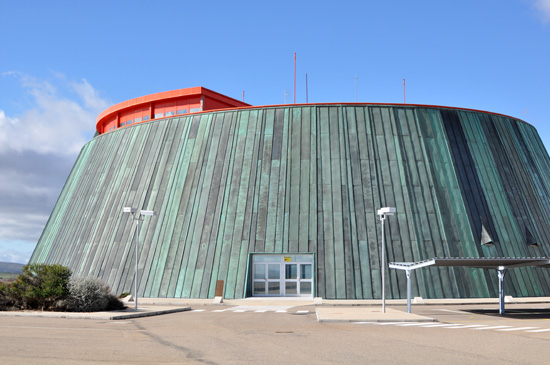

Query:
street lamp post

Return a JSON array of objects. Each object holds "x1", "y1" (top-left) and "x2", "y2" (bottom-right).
[
  {"x1": 123, "y1": 207, "x2": 154, "y2": 311},
  {"x1": 377, "y1": 207, "x2": 396, "y2": 313}
]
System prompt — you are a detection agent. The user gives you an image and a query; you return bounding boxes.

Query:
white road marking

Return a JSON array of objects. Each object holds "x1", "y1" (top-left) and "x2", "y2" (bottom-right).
[
  {"x1": 353, "y1": 321, "x2": 550, "y2": 334},
  {"x1": 496, "y1": 327, "x2": 539, "y2": 332},
  {"x1": 296, "y1": 310, "x2": 309, "y2": 313},
  {"x1": 441, "y1": 324, "x2": 467, "y2": 328},
  {"x1": 395, "y1": 323, "x2": 427, "y2": 326},
  {"x1": 230, "y1": 305, "x2": 293, "y2": 312},
  {"x1": 194, "y1": 308, "x2": 293, "y2": 313},
  {"x1": 375, "y1": 322, "x2": 407, "y2": 325},
  {"x1": 445, "y1": 324, "x2": 486, "y2": 329},
  {"x1": 419, "y1": 324, "x2": 458, "y2": 328},
  {"x1": 436, "y1": 309, "x2": 467, "y2": 314}
]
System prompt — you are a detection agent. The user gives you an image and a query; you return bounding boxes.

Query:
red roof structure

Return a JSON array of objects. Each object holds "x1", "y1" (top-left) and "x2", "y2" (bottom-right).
[{"x1": 96, "y1": 86, "x2": 250, "y2": 134}]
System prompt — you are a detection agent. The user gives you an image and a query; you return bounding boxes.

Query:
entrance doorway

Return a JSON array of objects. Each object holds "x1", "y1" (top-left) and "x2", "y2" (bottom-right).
[{"x1": 252, "y1": 254, "x2": 314, "y2": 297}]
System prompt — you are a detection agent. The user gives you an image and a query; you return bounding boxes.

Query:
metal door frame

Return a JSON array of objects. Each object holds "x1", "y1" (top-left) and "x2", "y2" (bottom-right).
[{"x1": 247, "y1": 253, "x2": 315, "y2": 298}]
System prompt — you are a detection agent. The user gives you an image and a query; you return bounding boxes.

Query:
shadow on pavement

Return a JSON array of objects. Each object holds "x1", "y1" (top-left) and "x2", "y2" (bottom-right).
[{"x1": 466, "y1": 308, "x2": 550, "y2": 319}]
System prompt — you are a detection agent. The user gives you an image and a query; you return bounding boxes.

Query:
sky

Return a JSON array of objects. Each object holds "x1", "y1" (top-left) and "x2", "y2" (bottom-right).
[{"x1": 0, "y1": 0, "x2": 549, "y2": 264}]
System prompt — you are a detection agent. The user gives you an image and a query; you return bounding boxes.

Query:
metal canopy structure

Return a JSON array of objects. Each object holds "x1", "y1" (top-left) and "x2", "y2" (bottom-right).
[{"x1": 389, "y1": 257, "x2": 550, "y2": 314}]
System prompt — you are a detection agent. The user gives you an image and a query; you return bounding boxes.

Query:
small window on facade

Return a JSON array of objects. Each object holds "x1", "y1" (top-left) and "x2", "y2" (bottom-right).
[
  {"x1": 177, "y1": 109, "x2": 188, "y2": 115},
  {"x1": 190, "y1": 107, "x2": 201, "y2": 113},
  {"x1": 120, "y1": 121, "x2": 126, "y2": 127},
  {"x1": 165, "y1": 111, "x2": 175, "y2": 117},
  {"x1": 154, "y1": 113, "x2": 164, "y2": 119},
  {"x1": 127, "y1": 119, "x2": 133, "y2": 125},
  {"x1": 143, "y1": 115, "x2": 150, "y2": 121},
  {"x1": 134, "y1": 117, "x2": 141, "y2": 123}
]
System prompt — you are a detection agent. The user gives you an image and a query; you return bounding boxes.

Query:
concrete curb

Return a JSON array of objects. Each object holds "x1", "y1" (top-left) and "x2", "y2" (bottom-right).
[
  {"x1": 315, "y1": 307, "x2": 437, "y2": 323},
  {"x1": 0, "y1": 306, "x2": 191, "y2": 320}
]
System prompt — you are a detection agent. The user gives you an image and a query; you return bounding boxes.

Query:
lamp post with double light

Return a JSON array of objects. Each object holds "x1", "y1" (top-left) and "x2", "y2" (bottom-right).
[
  {"x1": 377, "y1": 207, "x2": 396, "y2": 313},
  {"x1": 123, "y1": 207, "x2": 154, "y2": 310}
]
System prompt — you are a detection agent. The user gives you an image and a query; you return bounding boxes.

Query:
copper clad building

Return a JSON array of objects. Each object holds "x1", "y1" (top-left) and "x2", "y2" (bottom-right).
[{"x1": 30, "y1": 87, "x2": 550, "y2": 299}]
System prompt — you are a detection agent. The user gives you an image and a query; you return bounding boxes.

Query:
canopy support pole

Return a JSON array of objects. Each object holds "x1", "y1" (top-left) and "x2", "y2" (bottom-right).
[
  {"x1": 498, "y1": 267, "x2": 507, "y2": 315},
  {"x1": 406, "y1": 269, "x2": 412, "y2": 313}
]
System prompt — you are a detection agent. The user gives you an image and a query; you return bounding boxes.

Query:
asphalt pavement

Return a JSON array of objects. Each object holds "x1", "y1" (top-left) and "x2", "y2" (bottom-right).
[{"x1": 1, "y1": 300, "x2": 550, "y2": 364}]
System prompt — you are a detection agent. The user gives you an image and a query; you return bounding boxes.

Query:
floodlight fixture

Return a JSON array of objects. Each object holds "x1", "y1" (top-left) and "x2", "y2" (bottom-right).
[
  {"x1": 123, "y1": 207, "x2": 137, "y2": 214},
  {"x1": 377, "y1": 207, "x2": 396, "y2": 216}
]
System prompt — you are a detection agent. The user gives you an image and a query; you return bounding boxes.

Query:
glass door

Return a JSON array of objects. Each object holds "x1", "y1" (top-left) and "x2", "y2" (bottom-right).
[
  {"x1": 284, "y1": 263, "x2": 313, "y2": 297},
  {"x1": 253, "y1": 263, "x2": 281, "y2": 296},
  {"x1": 299, "y1": 263, "x2": 313, "y2": 296}
]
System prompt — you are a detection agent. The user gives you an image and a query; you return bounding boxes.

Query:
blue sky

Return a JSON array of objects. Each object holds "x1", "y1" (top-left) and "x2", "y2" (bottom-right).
[{"x1": 0, "y1": 0, "x2": 549, "y2": 263}]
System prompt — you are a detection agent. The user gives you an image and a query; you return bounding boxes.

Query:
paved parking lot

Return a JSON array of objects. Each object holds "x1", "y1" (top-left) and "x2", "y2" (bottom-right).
[{"x1": 0, "y1": 303, "x2": 549, "y2": 364}]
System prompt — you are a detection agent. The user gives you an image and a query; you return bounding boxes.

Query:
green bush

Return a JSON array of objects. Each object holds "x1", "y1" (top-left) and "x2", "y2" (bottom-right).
[
  {"x1": 0, "y1": 282, "x2": 16, "y2": 310},
  {"x1": 9, "y1": 264, "x2": 71, "y2": 310}
]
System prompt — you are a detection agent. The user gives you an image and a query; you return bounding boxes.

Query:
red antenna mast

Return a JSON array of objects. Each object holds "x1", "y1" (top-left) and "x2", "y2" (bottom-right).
[
  {"x1": 403, "y1": 79, "x2": 406, "y2": 104},
  {"x1": 243, "y1": 90, "x2": 245, "y2": 102},
  {"x1": 306, "y1": 72, "x2": 309, "y2": 103},
  {"x1": 294, "y1": 53, "x2": 297, "y2": 104}
]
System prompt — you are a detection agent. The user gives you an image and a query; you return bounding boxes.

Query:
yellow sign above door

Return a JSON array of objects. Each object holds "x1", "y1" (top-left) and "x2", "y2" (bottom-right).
[{"x1": 284, "y1": 257, "x2": 291, "y2": 262}]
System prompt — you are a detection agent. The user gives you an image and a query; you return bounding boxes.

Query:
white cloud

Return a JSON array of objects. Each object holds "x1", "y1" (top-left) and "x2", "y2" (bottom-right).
[
  {"x1": 71, "y1": 78, "x2": 110, "y2": 111},
  {"x1": 0, "y1": 241, "x2": 34, "y2": 264},
  {"x1": 532, "y1": 0, "x2": 550, "y2": 23},
  {"x1": 0, "y1": 73, "x2": 110, "y2": 264},
  {"x1": 0, "y1": 110, "x2": 19, "y2": 125},
  {"x1": 0, "y1": 73, "x2": 109, "y2": 155}
]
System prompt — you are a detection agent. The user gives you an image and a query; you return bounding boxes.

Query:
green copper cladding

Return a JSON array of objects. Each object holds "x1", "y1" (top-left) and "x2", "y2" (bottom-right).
[{"x1": 30, "y1": 105, "x2": 550, "y2": 299}]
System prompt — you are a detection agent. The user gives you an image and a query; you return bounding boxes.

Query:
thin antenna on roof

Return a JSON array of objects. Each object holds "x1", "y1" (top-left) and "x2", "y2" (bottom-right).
[
  {"x1": 243, "y1": 90, "x2": 245, "y2": 102},
  {"x1": 306, "y1": 73, "x2": 309, "y2": 103},
  {"x1": 284, "y1": 89, "x2": 288, "y2": 104},
  {"x1": 294, "y1": 53, "x2": 297, "y2": 104},
  {"x1": 403, "y1": 79, "x2": 406, "y2": 104},
  {"x1": 355, "y1": 74, "x2": 358, "y2": 102}
]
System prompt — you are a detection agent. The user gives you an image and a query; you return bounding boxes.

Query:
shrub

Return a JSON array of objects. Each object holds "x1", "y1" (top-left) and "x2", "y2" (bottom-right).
[
  {"x1": 65, "y1": 278, "x2": 124, "y2": 312},
  {"x1": 9, "y1": 264, "x2": 71, "y2": 310},
  {"x1": 106, "y1": 293, "x2": 126, "y2": 311},
  {"x1": 0, "y1": 282, "x2": 16, "y2": 310},
  {"x1": 0, "y1": 264, "x2": 125, "y2": 312}
]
